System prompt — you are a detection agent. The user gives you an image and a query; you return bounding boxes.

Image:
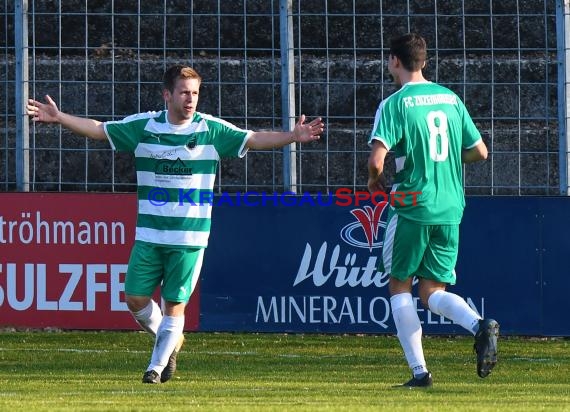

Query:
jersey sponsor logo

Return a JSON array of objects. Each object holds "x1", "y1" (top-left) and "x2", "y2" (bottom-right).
[{"x1": 155, "y1": 158, "x2": 193, "y2": 175}]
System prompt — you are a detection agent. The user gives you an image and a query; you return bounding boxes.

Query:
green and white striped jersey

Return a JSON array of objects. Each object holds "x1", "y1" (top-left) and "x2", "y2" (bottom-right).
[
  {"x1": 104, "y1": 110, "x2": 251, "y2": 247},
  {"x1": 368, "y1": 81, "x2": 482, "y2": 224}
]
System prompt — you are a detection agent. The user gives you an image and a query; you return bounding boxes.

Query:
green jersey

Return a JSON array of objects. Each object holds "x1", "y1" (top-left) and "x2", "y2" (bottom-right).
[
  {"x1": 104, "y1": 110, "x2": 251, "y2": 247},
  {"x1": 368, "y1": 81, "x2": 482, "y2": 224}
]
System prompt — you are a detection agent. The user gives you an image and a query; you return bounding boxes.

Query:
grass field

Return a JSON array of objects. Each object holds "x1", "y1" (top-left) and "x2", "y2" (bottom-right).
[{"x1": 0, "y1": 331, "x2": 569, "y2": 411}]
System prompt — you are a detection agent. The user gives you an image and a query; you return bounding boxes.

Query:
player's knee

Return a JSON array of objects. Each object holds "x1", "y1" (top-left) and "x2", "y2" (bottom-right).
[
  {"x1": 163, "y1": 301, "x2": 187, "y2": 317},
  {"x1": 418, "y1": 284, "x2": 446, "y2": 309},
  {"x1": 126, "y1": 294, "x2": 152, "y2": 313}
]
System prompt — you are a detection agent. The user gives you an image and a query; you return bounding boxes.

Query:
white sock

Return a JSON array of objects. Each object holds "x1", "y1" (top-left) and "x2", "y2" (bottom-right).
[
  {"x1": 390, "y1": 293, "x2": 428, "y2": 377},
  {"x1": 147, "y1": 315, "x2": 185, "y2": 374},
  {"x1": 428, "y1": 290, "x2": 481, "y2": 335},
  {"x1": 132, "y1": 300, "x2": 162, "y2": 336}
]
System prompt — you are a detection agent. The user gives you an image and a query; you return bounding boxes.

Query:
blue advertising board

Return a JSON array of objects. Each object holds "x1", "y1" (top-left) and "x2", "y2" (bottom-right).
[
  {"x1": 199, "y1": 196, "x2": 569, "y2": 336},
  {"x1": 539, "y1": 197, "x2": 570, "y2": 336}
]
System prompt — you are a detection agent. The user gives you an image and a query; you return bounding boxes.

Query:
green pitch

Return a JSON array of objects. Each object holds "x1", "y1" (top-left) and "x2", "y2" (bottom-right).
[{"x1": 0, "y1": 331, "x2": 569, "y2": 411}]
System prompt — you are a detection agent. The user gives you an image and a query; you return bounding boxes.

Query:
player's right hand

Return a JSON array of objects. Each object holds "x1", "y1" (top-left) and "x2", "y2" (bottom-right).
[{"x1": 367, "y1": 173, "x2": 387, "y2": 194}]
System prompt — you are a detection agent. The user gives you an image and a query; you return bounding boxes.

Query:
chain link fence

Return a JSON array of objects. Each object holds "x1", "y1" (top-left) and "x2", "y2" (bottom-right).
[{"x1": 1, "y1": 0, "x2": 565, "y2": 195}]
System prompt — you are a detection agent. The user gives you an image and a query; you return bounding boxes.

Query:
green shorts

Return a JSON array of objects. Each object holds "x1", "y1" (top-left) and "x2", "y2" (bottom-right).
[
  {"x1": 125, "y1": 240, "x2": 205, "y2": 303},
  {"x1": 379, "y1": 207, "x2": 459, "y2": 284}
]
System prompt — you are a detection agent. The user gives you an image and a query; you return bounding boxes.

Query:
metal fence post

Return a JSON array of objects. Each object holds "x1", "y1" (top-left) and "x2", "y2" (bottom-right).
[
  {"x1": 15, "y1": 0, "x2": 30, "y2": 191},
  {"x1": 279, "y1": 0, "x2": 296, "y2": 193},
  {"x1": 557, "y1": 0, "x2": 570, "y2": 195}
]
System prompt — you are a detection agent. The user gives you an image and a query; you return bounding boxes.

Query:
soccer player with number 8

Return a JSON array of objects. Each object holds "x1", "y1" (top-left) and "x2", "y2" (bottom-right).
[{"x1": 367, "y1": 33, "x2": 499, "y2": 388}]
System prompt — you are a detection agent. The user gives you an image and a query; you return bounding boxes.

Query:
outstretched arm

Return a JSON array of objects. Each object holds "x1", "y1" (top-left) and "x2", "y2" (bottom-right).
[
  {"x1": 245, "y1": 114, "x2": 324, "y2": 150},
  {"x1": 26, "y1": 95, "x2": 107, "y2": 140}
]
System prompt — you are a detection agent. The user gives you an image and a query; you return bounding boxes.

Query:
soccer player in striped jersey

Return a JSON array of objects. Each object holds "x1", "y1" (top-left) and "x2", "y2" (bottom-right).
[
  {"x1": 27, "y1": 65, "x2": 324, "y2": 384},
  {"x1": 367, "y1": 33, "x2": 499, "y2": 387}
]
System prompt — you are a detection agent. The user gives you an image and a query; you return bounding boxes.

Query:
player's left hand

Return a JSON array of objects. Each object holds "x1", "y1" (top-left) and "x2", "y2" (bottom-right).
[{"x1": 292, "y1": 115, "x2": 324, "y2": 143}]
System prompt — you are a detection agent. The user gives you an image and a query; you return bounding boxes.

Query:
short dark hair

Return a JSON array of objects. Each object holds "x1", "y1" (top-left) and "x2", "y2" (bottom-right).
[
  {"x1": 389, "y1": 33, "x2": 427, "y2": 72},
  {"x1": 162, "y1": 65, "x2": 202, "y2": 92}
]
